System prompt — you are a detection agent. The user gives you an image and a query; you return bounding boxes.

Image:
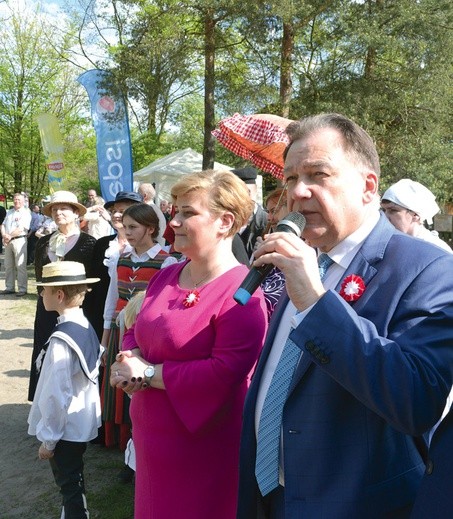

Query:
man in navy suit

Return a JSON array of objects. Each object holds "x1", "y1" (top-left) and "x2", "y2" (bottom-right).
[
  {"x1": 237, "y1": 113, "x2": 453, "y2": 518},
  {"x1": 410, "y1": 404, "x2": 453, "y2": 518}
]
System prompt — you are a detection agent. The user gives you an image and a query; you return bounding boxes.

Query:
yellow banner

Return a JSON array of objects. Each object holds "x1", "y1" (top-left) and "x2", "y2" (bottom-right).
[{"x1": 36, "y1": 113, "x2": 66, "y2": 192}]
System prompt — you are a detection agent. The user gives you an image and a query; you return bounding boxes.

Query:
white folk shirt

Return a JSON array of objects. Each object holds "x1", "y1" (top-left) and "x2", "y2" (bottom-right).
[{"x1": 27, "y1": 310, "x2": 102, "y2": 451}]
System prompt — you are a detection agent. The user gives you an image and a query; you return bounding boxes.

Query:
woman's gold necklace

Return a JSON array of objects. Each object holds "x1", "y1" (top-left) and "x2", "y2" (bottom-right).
[{"x1": 182, "y1": 266, "x2": 214, "y2": 308}]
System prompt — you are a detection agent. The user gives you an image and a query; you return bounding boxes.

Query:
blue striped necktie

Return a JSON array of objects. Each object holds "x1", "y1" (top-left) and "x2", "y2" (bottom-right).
[
  {"x1": 255, "y1": 253, "x2": 334, "y2": 496},
  {"x1": 317, "y1": 253, "x2": 334, "y2": 280}
]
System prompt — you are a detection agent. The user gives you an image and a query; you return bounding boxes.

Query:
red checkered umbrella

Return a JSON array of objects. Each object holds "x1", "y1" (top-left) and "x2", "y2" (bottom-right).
[{"x1": 212, "y1": 113, "x2": 293, "y2": 180}]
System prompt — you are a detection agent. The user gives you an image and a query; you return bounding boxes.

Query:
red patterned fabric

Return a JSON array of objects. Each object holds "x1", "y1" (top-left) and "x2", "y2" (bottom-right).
[{"x1": 212, "y1": 113, "x2": 293, "y2": 179}]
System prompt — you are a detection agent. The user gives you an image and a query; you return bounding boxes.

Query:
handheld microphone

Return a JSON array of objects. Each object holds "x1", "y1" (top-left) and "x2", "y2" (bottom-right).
[{"x1": 233, "y1": 212, "x2": 306, "y2": 305}]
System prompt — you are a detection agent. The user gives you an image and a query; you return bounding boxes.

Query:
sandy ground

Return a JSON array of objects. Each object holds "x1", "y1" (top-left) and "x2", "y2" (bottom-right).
[{"x1": 0, "y1": 255, "x2": 126, "y2": 518}]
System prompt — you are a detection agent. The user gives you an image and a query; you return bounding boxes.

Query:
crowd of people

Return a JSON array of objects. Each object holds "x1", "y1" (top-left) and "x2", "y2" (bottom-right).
[{"x1": 1, "y1": 112, "x2": 453, "y2": 518}]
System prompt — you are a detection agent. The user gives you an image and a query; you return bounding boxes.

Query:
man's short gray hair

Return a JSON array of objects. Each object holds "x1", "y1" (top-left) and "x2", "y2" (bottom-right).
[{"x1": 284, "y1": 113, "x2": 381, "y2": 177}]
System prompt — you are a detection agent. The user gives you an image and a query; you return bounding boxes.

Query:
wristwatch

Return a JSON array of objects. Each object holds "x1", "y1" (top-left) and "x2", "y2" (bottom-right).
[{"x1": 144, "y1": 365, "x2": 155, "y2": 385}]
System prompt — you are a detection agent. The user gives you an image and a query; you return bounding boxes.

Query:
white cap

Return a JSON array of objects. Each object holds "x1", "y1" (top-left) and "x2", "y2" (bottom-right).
[{"x1": 382, "y1": 179, "x2": 440, "y2": 225}]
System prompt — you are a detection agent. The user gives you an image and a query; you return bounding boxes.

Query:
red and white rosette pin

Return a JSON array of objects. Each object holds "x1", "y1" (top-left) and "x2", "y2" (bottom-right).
[
  {"x1": 339, "y1": 274, "x2": 365, "y2": 302},
  {"x1": 183, "y1": 290, "x2": 200, "y2": 308}
]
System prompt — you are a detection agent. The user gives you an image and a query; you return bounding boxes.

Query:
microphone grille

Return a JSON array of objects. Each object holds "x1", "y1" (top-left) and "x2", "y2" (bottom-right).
[
  {"x1": 285, "y1": 211, "x2": 306, "y2": 229},
  {"x1": 276, "y1": 212, "x2": 306, "y2": 237}
]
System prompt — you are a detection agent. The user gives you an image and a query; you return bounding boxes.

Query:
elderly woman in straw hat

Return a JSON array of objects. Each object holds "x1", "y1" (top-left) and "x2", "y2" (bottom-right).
[{"x1": 28, "y1": 191, "x2": 98, "y2": 402}]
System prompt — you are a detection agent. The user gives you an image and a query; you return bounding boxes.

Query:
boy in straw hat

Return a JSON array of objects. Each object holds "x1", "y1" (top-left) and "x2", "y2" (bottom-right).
[{"x1": 27, "y1": 261, "x2": 102, "y2": 519}]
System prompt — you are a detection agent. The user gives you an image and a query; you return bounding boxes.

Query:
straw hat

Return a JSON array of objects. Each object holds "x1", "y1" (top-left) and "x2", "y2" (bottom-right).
[
  {"x1": 42, "y1": 191, "x2": 87, "y2": 217},
  {"x1": 37, "y1": 261, "x2": 100, "y2": 286}
]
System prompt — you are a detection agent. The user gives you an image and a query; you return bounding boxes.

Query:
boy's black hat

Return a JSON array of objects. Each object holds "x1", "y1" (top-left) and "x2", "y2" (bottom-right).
[{"x1": 104, "y1": 191, "x2": 143, "y2": 210}]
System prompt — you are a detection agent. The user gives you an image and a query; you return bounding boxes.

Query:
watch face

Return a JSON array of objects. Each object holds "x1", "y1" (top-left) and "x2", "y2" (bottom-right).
[{"x1": 144, "y1": 366, "x2": 155, "y2": 378}]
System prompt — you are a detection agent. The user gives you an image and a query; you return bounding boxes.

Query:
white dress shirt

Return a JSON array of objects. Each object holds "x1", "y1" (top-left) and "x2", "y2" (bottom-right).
[{"x1": 2, "y1": 206, "x2": 32, "y2": 236}]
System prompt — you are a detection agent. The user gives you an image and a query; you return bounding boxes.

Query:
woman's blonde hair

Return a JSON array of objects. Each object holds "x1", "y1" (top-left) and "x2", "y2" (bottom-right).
[
  {"x1": 123, "y1": 291, "x2": 146, "y2": 329},
  {"x1": 170, "y1": 169, "x2": 254, "y2": 237}
]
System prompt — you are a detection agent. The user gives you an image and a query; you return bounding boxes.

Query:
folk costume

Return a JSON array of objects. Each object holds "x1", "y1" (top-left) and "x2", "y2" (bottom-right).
[
  {"x1": 261, "y1": 267, "x2": 286, "y2": 321},
  {"x1": 101, "y1": 244, "x2": 172, "y2": 449}
]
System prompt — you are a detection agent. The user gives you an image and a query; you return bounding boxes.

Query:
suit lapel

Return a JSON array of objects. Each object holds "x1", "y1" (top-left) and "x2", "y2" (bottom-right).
[
  {"x1": 332, "y1": 214, "x2": 394, "y2": 302},
  {"x1": 251, "y1": 215, "x2": 396, "y2": 401},
  {"x1": 288, "y1": 214, "x2": 394, "y2": 392}
]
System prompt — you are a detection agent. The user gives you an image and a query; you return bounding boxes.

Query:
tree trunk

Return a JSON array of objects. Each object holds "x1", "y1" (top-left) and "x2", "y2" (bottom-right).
[
  {"x1": 13, "y1": 84, "x2": 24, "y2": 192},
  {"x1": 203, "y1": 9, "x2": 216, "y2": 170},
  {"x1": 364, "y1": 0, "x2": 383, "y2": 80},
  {"x1": 280, "y1": 22, "x2": 294, "y2": 118}
]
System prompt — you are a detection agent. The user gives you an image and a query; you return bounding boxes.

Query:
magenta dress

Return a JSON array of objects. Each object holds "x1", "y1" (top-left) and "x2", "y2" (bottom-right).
[{"x1": 122, "y1": 261, "x2": 267, "y2": 519}]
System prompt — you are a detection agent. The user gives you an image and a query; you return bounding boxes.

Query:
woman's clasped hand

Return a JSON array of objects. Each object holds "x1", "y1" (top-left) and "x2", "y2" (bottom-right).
[{"x1": 110, "y1": 351, "x2": 162, "y2": 393}]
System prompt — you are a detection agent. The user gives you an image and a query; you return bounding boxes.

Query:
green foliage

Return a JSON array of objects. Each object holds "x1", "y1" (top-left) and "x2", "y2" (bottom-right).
[
  {"x1": 0, "y1": 0, "x2": 451, "y2": 205},
  {"x1": 0, "y1": 3, "x2": 94, "y2": 202},
  {"x1": 167, "y1": 95, "x2": 205, "y2": 152},
  {"x1": 287, "y1": 0, "x2": 452, "y2": 203},
  {"x1": 63, "y1": 129, "x2": 100, "y2": 198},
  {"x1": 103, "y1": 0, "x2": 203, "y2": 139}
]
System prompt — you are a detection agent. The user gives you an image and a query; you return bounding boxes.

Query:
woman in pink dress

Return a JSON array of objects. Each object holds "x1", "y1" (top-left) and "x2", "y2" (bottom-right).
[{"x1": 110, "y1": 170, "x2": 268, "y2": 519}]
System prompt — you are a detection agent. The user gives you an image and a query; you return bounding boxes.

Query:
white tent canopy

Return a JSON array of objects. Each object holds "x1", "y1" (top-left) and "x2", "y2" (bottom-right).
[{"x1": 133, "y1": 148, "x2": 233, "y2": 203}]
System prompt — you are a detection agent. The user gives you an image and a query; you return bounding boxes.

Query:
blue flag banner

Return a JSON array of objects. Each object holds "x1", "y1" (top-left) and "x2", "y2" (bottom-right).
[{"x1": 77, "y1": 69, "x2": 133, "y2": 201}]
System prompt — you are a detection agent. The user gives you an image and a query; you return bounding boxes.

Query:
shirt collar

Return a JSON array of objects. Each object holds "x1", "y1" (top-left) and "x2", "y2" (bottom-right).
[
  {"x1": 124, "y1": 242, "x2": 162, "y2": 261},
  {"x1": 324, "y1": 211, "x2": 380, "y2": 269},
  {"x1": 57, "y1": 308, "x2": 85, "y2": 324}
]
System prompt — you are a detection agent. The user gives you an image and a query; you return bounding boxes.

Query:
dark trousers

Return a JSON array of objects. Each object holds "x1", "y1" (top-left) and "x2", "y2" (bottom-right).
[
  {"x1": 257, "y1": 485, "x2": 413, "y2": 518},
  {"x1": 27, "y1": 234, "x2": 38, "y2": 264},
  {"x1": 49, "y1": 440, "x2": 89, "y2": 519},
  {"x1": 258, "y1": 485, "x2": 285, "y2": 519}
]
